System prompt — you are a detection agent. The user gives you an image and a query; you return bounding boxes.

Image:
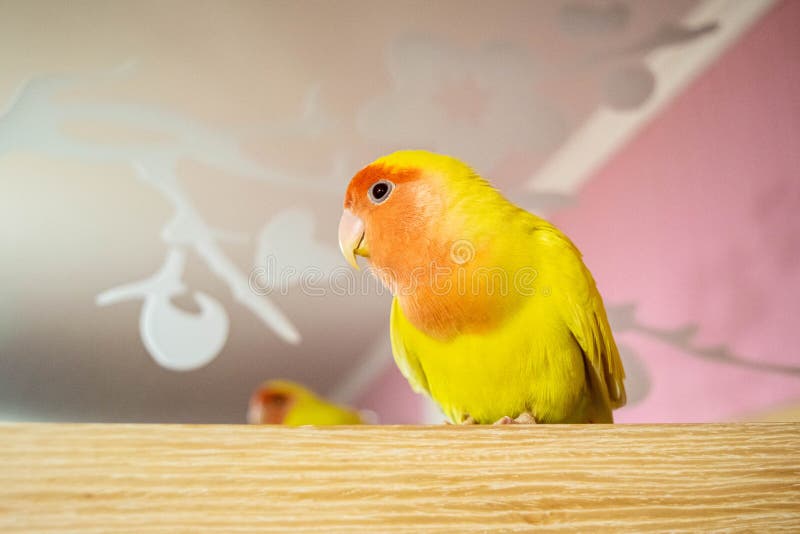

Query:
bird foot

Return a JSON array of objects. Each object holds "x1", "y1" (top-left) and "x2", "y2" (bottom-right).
[
  {"x1": 493, "y1": 412, "x2": 537, "y2": 425},
  {"x1": 515, "y1": 412, "x2": 537, "y2": 424},
  {"x1": 445, "y1": 414, "x2": 477, "y2": 425}
]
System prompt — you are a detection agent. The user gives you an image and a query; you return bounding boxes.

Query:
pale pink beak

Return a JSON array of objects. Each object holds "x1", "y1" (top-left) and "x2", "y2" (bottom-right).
[
  {"x1": 338, "y1": 209, "x2": 367, "y2": 270},
  {"x1": 246, "y1": 399, "x2": 263, "y2": 425}
]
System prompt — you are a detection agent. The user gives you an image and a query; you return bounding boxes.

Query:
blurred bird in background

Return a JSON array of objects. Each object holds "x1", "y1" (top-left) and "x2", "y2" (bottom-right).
[
  {"x1": 339, "y1": 150, "x2": 626, "y2": 424},
  {"x1": 248, "y1": 380, "x2": 367, "y2": 425}
]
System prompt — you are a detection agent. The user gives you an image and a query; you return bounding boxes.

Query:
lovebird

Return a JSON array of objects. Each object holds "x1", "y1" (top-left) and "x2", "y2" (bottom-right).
[
  {"x1": 247, "y1": 380, "x2": 365, "y2": 425},
  {"x1": 338, "y1": 150, "x2": 626, "y2": 424}
]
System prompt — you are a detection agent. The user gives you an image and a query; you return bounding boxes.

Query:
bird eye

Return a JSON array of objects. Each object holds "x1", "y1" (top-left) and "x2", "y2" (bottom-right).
[{"x1": 368, "y1": 180, "x2": 394, "y2": 204}]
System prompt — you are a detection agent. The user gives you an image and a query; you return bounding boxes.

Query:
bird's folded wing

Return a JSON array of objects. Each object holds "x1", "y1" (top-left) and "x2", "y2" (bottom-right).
[{"x1": 539, "y1": 227, "x2": 627, "y2": 409}]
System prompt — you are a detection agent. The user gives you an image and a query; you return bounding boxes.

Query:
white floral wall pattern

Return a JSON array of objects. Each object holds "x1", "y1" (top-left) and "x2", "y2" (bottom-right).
[{"x1": 0, "y1": 66, "x2": 351, "y2": 370}]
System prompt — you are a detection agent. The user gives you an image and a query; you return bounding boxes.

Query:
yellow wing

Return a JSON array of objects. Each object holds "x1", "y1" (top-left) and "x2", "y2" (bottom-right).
[
  {"x1": 535, "y1": 225, "x2": 627, "y2": 413},
  {"x1": 390, "y1": 297, "x2": 431, "y2": 396}
]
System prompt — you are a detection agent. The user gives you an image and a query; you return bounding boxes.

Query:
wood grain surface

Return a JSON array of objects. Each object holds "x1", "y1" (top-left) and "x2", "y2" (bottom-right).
[{"x1": 1, "y1": 423, "x2": 798, "y2": 532}]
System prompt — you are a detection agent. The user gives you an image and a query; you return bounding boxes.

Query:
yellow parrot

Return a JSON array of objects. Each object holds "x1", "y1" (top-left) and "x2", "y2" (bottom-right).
[
  {"x1": 247, "y1": 380, "x2": 365, "y2": 426},
  {"x1": 338, "y1": 150, "x2": 626, "y2": 424}
]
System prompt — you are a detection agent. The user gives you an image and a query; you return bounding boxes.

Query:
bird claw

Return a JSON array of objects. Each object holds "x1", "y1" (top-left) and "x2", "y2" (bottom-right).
[
  {"x1": 493, "y1": 412, "x2": 537, "y2": 425},
  {"x1": 445, "y1": 414, "x2": 477, "y2": 425},
  {"x1": 448, "y1": 413, "x2": 537, "y2": 425},
  {"x1": 515, "y1": 412, "x2": 536, "y2": 424}
]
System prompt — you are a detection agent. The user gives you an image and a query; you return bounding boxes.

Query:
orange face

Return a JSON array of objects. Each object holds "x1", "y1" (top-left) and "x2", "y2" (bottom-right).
[
  {"x1": 338, "y1": 154, "x2": 521, "y2": 339},
  {"x1": 339, "y1": 162, "x2": 452, "y2": 291},
  {"x1": 247, "y1": 385, "x2": 295, "y2": 424}
]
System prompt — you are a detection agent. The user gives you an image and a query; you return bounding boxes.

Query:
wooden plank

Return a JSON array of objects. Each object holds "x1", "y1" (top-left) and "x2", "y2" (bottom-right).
[{"x1": 0, "y1": 423, "x2": 798, "y2": 532}]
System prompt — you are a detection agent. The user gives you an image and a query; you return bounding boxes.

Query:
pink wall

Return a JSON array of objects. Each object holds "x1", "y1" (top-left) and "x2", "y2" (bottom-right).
[{"x1": 359, "y1": 0, "x2": 800, "y2": 423}]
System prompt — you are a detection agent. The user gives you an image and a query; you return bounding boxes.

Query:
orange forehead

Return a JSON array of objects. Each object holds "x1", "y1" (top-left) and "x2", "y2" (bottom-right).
[
  {"x1": 251, "y1": 386, "x2": 294, "y2": 408},
  {"x1": 344, "y1": 163, "x2": 421, "y2": 209}
]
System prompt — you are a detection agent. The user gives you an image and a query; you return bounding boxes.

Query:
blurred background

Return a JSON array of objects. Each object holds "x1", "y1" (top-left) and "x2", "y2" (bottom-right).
[{"x1": 1, "y1": 0, "x2": 798, "y2": 423}]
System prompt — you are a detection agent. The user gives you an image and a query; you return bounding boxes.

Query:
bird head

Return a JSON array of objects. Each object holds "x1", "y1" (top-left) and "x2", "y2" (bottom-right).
[
  {"x1": 247, "y1": 380, "x2": 307, "y2": 424},
  {"x1": 339, "y1": 151, "x2": 527, "y2": 338},
  {"x1": 339, "y1": 150, "x2": 494, "y2": 288}
]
